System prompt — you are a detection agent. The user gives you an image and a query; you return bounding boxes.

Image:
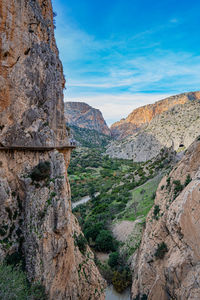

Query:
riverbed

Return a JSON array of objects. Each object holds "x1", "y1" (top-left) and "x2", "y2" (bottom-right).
[{"x1": 105, "y1": 285, "x2": 131, "y2": 300}]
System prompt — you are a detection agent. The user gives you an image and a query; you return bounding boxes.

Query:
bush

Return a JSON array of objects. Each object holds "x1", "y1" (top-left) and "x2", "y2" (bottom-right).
[
  {"x1": 112, "y1": 269, "x2": 132, "y2": 293},
  {"x1": 30, "y1": 161, "x2": 51, "y2": 182},
  {"x1": 108, "y1": 252, "x2": 120, "y2": 269},
  {"x1": 74, "y1": 233, "x2": 87, "y2": 254},
  {"x1": 154, "y1": 242, "x2": 168, "y2": 259},
  {"x1": 0, "y1": 263, "x2": 46, "y2": 299},
  {"x1": 153, "y1": 205, "x2": 160, "y2": 219},
  {"x1": 95, "y1": 230, "x2": 118, "y2": 252},
  {"x1": 184, "y1": 174, "x2": 192, "y2": 186}
]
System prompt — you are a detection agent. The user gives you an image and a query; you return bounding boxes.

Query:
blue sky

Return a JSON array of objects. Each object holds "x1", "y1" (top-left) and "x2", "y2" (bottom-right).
[{"x1": 52, "y1": 0, "x2": 200, "y2": 125}]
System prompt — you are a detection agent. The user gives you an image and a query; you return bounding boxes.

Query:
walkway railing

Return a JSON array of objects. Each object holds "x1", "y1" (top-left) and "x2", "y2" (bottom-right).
[{"x1": 0, "y1": 144, "x2": 76, "y2": 151}]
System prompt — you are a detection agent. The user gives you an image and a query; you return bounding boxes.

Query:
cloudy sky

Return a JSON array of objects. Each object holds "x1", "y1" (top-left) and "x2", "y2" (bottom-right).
[{"x1": 52, "y1": 0, "x2": 200, "y2": 125}]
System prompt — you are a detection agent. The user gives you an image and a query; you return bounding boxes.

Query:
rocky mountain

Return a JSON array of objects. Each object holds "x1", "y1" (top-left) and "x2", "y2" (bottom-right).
[
  {"x1": 106, "y1": 98, "x2": 200, "y2": 162},
  {"x1": 0, "y1": 1, "x2": 105, "y2": 299},
  {"x1": 64, "y1": 101, "x2": 111, "y2": 136},
  {"x1": 131, "y1": 136, "x2": 200, "y2": 300},
  {"x1": 111, "y1": 91, "x2": 200, "y2": 140}
]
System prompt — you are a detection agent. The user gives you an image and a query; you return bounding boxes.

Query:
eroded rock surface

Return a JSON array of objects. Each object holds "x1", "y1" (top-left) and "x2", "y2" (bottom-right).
[
  {"x1": 0, "y1": 0, "x2": 67, "y2": 146},
  {"x1": 0, "y1": 1, "x2": 105, "y2": 299},
  {"x1": 64, "y1": 102, "x2": 111, "y2": 136},
  {"x1": 131, "y1": 138, "x2": 200, "y2": 300},
  {"x1": 106, "y1": 99, "x2": 200, "y2": 161},
  {"x1": 111, "y1": 91, "x2": 200, "y2": 140}
]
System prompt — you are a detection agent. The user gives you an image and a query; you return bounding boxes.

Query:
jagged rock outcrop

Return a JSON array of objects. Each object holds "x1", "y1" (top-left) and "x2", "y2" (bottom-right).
[
  {"x1": 131, "y1": 137, "x2": 200, "y2": 300},
  {"x1": 106, "y1": 99, "x2": 200, "y2": 161},
  {"x1": 64, "y1": 102, "x2": 111, "y2": 136},
  {"x1": 111, "y1": 91, "x2": 200, "y2": 140},
  {"x1": 0, "y1": 1, "x2": 105, "y2": 299}
]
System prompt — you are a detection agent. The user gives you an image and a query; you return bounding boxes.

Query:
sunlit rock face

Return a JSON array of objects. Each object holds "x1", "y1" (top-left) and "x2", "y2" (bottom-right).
[
  {"x1": 0, "y1": 1, "x2": 105, "y2": 299},
  {"x1": 131, "y1": 138, "x2": 200, "y2": 300},
  {"x1": 0, "y1": 0, "x2": 67, "y2": 147},
  {"x1": 106, "y1": 97, "x2": 200, "y2": 161},
  {"x1": 110, "y1": 91, "x2": 200, "y2": 140}
]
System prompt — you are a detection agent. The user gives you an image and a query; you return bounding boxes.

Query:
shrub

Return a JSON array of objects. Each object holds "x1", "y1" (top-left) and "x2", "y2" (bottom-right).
[
  {"x1": 112, "y1": 269, "x2": 132, "y2": 293},
  {"x1": 0, "y1": 263, "x2": 46, "y2": 299},
  {"x1": 95, "y1": 230, "x2": 118, "y2": 252},
  {"x1": 154, "y1": 242, "x2": 168, "y2": 259},
  {"x1": 74, "y1": 233, "x2": 87, "y2": 254},
  {"x1": 184, "y1": 174, "x2": 192, "y2": 187},
  {"x1": 30, "y1": 161, "x2": 51, "y2": 182},
  {"x1": 153, "y1": 205, "x2": 160, "y2": 219},
  {"x1": 108, "y1": 252, "x2": 120, "y2": 269}
]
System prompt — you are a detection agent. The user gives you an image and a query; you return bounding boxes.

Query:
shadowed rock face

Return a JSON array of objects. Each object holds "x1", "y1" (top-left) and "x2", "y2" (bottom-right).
[
  {"x1": 0, "y1": 0, "x2": 67, "y2": 146},
  {"x1": 111, "y1": 91, "x2": 200, "y2": 140},
  {"x1": 0, "y1": 1, "x2": 105, "y2": 299},
  {"x1": 131, "y1": 138, "x2": 200, "y2": 300},
  {"x1": 64, "y1": 102, "x2": 111, "y2": 136}
]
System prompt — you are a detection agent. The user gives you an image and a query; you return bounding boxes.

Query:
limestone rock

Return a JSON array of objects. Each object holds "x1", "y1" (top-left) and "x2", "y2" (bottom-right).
[
  {"x1": 131, "y1": 138, "x2": 200, "y2": 299},
  {"x1": 0, "y1": 0, "x2": 67, "y2": 146},
  {"x1": 106, "y1": 99, "x2": 200, "y2": 161},
  {"x1": 111, "y1": 91, "x2": 200, "y2": 140},
  {"x1": 0, "y1": 1, "x2": 105, "y2": 299},
  {"x1": 64, "y1": 102, "x2": 111, "y2": 136}
]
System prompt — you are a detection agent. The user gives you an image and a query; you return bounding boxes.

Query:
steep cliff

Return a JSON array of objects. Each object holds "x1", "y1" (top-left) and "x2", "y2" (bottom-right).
[
  {"x1": 106, "y1": 99, "x2": 200, "y2": 161},
  {"x1": 131, "y1": 137, "x2": 200, "y2": 299},
  {"x1": 64, "y1": 102, "x2": 111, "y2": 136},
  {"x1": 0, "y1": 1, "x2": 105, "y2": 299},
  {"x1": 111, "y1": 91, "x2": 200, "y2": 140}
]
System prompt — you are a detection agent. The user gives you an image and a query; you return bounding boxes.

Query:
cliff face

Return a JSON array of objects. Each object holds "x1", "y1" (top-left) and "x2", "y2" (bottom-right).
[
  {"x1": 111, "y1": 92, "x2": 200, "y2": 140},
  {"x1": 131, "y1": 138, "x2": 200, "y2": 299},
  {"x1": 0, "y1": 1, "x2": 105, "y2": 299},
  {"x1": 0, "y1": 0, "x2": 67, "y2": 146},
  {"x1": 106, "y1": 99, "x2": 200, "y2": 161},
  {"x1": 64, "y1": 102, "x2": 111, "y2": 136}
]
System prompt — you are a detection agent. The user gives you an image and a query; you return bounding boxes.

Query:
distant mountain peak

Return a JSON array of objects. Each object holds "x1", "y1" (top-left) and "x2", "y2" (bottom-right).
[{"x1": 64, "y1": 101, "x2": 111, "y2": 136}]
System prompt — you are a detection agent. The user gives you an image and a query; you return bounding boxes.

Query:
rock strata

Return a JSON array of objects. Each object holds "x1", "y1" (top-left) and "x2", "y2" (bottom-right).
[
  {"x1": 64, "y1": 102, "x2": 111, "y2": 136},
  {"x1": 131, "y1": 138, "x2": 200, "y2": 300},
  {"x1": 111, "y1": 91, "x2": 200, "y2": 140},
  {"x1": 0, "y1": 1, "x2": 105, "y2": 299},
  {"x1": 106, "y1": 99, "x2": 200, "y2": 161}
]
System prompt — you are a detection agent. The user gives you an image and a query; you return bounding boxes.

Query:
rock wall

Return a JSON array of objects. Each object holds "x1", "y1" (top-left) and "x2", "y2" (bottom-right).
[
  {"x1": 0, "y1": 1, "x2": 105, "y2": 299},
  {"x1": 131, "y1": 138, "x2": 200, "y2": 299},
  {"x1": 106, "y1": 99, "x2": 200, "y2": 161},
  {"x1": 111, "y1": 91, "x2": 200, "y2": 140},
  {"x1": 64, "y1": 102, "x2": 111, "y2": 136},
  {"x1": 0, "y1": 0, "x2": 67, "y2": 146}
]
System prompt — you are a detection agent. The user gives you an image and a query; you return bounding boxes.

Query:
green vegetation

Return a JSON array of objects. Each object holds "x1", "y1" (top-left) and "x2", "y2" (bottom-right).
[
  {"x1": 68, "y1": 124, "x2": 112, "y2": 148},
  {"x1": 30, "y1": 161, "x2": 51, "y2": 182},
  {"x1": 184, "y1": 174, "x2": 192, "y2": 186},
  {"x1": 69, "y1": 146, "x2": 173, "y2": 292},
  {"x1": 153, "y1": 205, "x2": 160, "y2": 220},
  {"x1": 154, "y1": 242, "x2": 168, "y2": 259},
  {"x1": 121, "y1": 175, "x2": 162, "y2": 222},
  {"x1": 0, "y1": 263, "x2": 46, "y2": 299},
  {"x1": 74, "y1": 233, "x2": 87, "y2": 255}
]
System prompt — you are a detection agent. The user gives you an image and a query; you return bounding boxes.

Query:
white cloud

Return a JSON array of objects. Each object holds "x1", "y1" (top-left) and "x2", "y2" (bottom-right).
[{"x1": 64, "y1": 93, "x2": 172, "y2": 126}]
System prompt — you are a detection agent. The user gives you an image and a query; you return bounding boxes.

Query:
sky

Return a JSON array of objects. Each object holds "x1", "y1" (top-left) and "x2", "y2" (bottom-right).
[{"x1": 52, "y1": 0, "x2": 200, "y2": 125}]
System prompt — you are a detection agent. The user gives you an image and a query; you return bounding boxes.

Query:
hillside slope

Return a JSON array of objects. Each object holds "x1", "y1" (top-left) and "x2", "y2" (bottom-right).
[
  {"x1": 106, "y1": 99, "x2": 200, "y2": 161},
  {"x1": 111, "y1": 91, "x2": 200, "y2": 140},
  {"x1": 131, "y1": 137, "x2": 200, "y2": 300}
]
